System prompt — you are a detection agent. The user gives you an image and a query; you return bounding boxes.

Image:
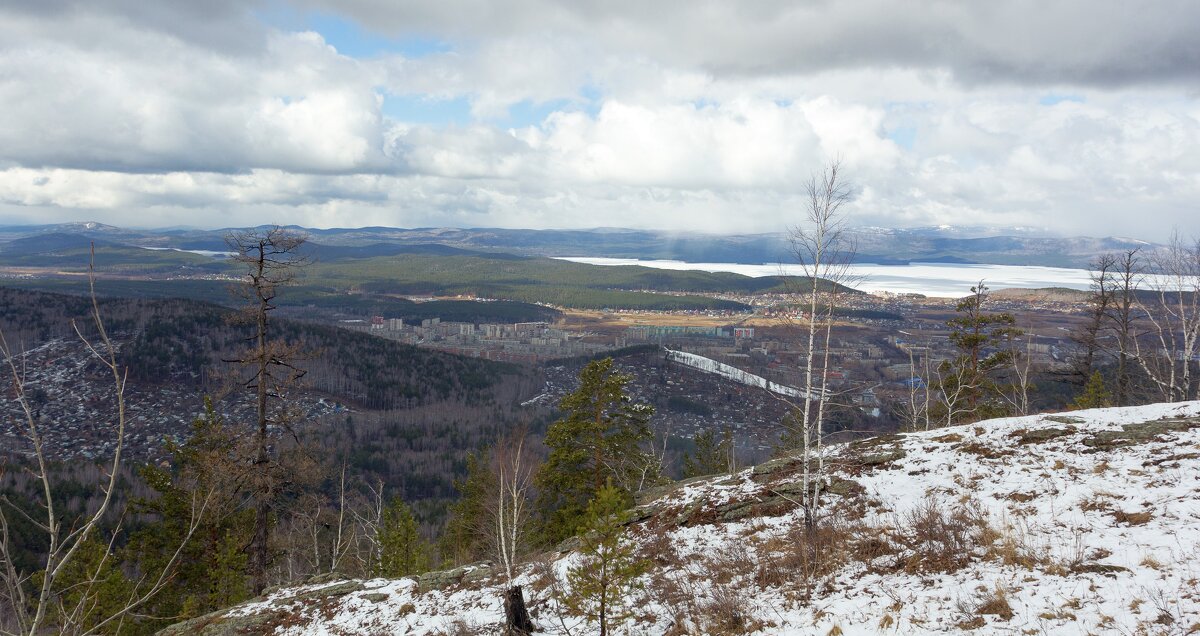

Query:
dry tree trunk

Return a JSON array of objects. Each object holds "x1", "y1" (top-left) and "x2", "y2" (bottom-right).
[
  {"x1": 224, "y1": 227, "x2": 309, "y2": 595},
  {"x1": 504, "y1": 585, "x2": 536, "y2": 635}
]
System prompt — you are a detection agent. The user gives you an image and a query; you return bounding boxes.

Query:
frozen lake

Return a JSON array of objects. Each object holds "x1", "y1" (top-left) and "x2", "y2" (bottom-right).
[{"x1": 556, "y1": 257, "x2": 1096, "y2": 297}]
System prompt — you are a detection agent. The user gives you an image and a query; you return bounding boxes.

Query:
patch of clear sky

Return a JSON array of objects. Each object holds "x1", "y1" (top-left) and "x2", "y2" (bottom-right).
[{"x1": 255, "y1": 5, "x2": 598, "y2": 128}]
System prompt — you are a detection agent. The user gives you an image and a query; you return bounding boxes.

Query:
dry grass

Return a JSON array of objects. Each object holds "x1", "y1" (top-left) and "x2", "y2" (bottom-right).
[
  {"x1": 1140, "y1": 555, "x2": 1164, "y2": 570},
  {"x1": 984, "y1": 520, "x2": 1056, "y2": 572},
  {"x1": 695, "y1": 584, "x2": 766, "y2": 635},
  {"x1": 975, "y1": 585, "x2": 1014, "y2": 620},
  {"x1": 896, "y1": 496, "x2": 989, "y2": 574},
  {"x1": 431, "y1": 619, "x2": 488, "y2": 636},
  {"x1": 753, "y1": 519, "x2": 854, "y2": 599},
  {"x1": 1112, "y1": 509, "x2": 1154, "y2": 525},
  {"x1": 957, "y1": 583, "x2": 1014, "y2": 629}
]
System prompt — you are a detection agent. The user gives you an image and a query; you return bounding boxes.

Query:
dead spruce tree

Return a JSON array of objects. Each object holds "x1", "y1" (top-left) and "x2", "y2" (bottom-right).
[
  {"x1": 0, "y1": 250, "x2": 210, "y2": 636},
  {"x1": 784, "y1": 159, "x2": 857, "y2": 532},
  {"x1": 225, "y1": 226, "x2": 310, "y2": 595}
]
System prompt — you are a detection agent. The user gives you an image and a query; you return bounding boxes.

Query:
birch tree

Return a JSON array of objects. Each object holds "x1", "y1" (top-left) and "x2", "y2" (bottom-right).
[
  {"x1": 1136, "y1": 232, "x2": 1200, "y2": 401},
  {"x1": 489, "y1": 430, "x2": 536, "y2": 635},
  {"x1": 785, "y1": 159, "x2": 857, "y2": 532}
]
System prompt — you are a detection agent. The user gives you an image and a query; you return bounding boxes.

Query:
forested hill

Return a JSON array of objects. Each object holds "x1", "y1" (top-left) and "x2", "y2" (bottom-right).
[
  {"x1": 0, "y1": 231, "x2": 858, "y2": 311},
  {"x1": 0, "y1": 286, "x2": 532, "y2": 411}
]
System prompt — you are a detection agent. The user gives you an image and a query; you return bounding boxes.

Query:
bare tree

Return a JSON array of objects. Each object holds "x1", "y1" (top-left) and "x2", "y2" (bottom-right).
[
  {"x1": 899, "y1": 348, "x2": 932, "y2": 431},
  {"x1": 488, "y1": 429, "x2": 536, "y2": 635},
  {"x1": 1136, "y1": 231, "x2": 1200, "y2": 402},
  {"x1": 1108, "y1": 249, "x2": 1142, "y2": 406},
  {"x1": 349, "y1": 479, "x2": 386, "y2": 576},
  {"x1": 607, "y1": 422, "x2": 671, "y2": 495},
  {"x1": 225, "y1": 227, "x2": 310, "y2": 594},
  {"x1": 1068, "y1": 254, "x2": 1115, "y2": 389},
  {"x1": 785, "y1": 159, "x2": 857, "y2": 532},
  {"x1": 0, "y1": 250, "x2": 210, "y2": 636},
  {"x1": 933, "y1": 359, "x2": 979, "y2": 428},
  {"x1": 327, "y1": 463, "x2": 354, "y2": 574},
  {"x1": 1004, "y1": 327, "x2": 1037, "y2": 417}
]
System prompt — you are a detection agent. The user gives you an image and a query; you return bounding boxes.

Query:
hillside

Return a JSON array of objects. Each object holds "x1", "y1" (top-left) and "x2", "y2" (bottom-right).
[
  {"x1": 0, "y1": 287, "x2": 539, "y2": 462},
  {"x1": 0, "y1": 231, "x2": 823, "y2": 310},
  {"x1": 0, "y1": 222, "x2": 1163, "y2": 269},
  {"x1": 162, "y1": 401, "x2": 1200, "y2": 635}
]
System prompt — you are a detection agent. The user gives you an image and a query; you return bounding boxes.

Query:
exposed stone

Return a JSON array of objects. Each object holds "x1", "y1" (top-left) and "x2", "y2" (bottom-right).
[
  {"x1": 1083, "y1": 418, "x2": 1200, "y2": 452},
  {"x1": 1043, "y1": 415, "x2": 1086, "y2": 425},
  {"x1": 417, "y1": 564, "x2": 492, "y2": 592},
  {"x1": 750, "y1": 455, "x2": 797, "y2": 479},
  {"x1": 293, "y1": 580, "x2": 365, "y2": 600},
  {"x1": 856, "y1": 448, "x2": 907, "y2": 466},
  {"x1": 825, "y1": 476, "x2": 865, "y2": 497},
  {"x1": 156, "y1": 610, "x2": 289, "y2": 636},
  {"x1": 1010, "y1": 426, "x2": 1075, "y2": 444},
  {"x1": 305, "y1": 572, "x2": 348, "y2": 585},
  {"x1": 848, "y1": 434, "x2": 907, "y2": 467}
]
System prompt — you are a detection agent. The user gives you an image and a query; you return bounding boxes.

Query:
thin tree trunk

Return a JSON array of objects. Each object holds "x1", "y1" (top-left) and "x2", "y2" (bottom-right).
[{"x1": 252, "y1": 254, "x2": 271, "y2": 595}]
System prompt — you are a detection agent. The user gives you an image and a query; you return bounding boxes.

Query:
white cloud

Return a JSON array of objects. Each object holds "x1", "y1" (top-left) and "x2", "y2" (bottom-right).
[
  {"x1": 0, "y1": 1, "x2": 1197, "y2": 241},
  {"x1": 0, "y1": 10, "x2": 386, "y2": 173}
]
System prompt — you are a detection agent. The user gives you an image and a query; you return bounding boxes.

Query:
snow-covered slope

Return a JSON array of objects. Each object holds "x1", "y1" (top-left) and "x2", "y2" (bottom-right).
[
  {"x1": 163, "y1": 402, "x2": 1200, "y2": 635},
  {"x1": 665, "y1": 348, "x2": 814, "y2": 399}
]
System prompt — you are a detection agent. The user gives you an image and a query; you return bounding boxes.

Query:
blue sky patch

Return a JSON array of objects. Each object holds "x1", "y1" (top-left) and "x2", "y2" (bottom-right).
[
  {"x1": 887, "y1": 126, "x2": 918, "y2": 150},
  {"x1": 383, "y1": 94, "x2": 473, "y2": 125},
  {"x1": 257, "y1": 5, "x2": 451, "y2": 59},
  {"x1": 1039, "y1": 94, "x2": 1085, "y2": 106}
]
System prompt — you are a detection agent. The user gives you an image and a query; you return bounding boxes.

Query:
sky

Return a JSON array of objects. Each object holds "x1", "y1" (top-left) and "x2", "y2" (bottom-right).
[{"x1": 0, "y1": 1, "x2": 1197, "y2": 239}]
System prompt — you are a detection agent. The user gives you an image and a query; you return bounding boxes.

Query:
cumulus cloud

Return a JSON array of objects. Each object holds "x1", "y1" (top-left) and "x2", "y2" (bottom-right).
[
  {"x1": 0, "y1": 8, "x2": 386, "y2": 173},
  {"x1": 0, "y1": 0, "x2": 1197, "y2": 240}
]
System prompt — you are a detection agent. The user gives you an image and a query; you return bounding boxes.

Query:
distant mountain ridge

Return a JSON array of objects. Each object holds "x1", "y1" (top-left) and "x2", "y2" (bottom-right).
[{"x1": 0, "y1": 222, "x2": 1163, "y2": 269}]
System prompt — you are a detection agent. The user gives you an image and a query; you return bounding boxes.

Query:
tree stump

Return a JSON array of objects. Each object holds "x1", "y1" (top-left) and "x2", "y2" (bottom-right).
[{"x1": 504, "y1": 585, "x2": 536, "y2": 635}]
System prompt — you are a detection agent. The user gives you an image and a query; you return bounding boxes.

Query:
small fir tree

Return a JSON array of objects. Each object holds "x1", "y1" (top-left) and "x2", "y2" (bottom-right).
[
  {"x1": 535, "y1": 358, "x2": 656, "y2": 545},
  {"x1": 933, "y1": 282, "x2": 1023, "y2": 424},
  {"x1": 376, "y1": 498, "x2": 429, "y2": 577},
  {"x1": 39, "y1": 538, "x2": 135, "y2": 636},
  {"x1": 126, "y1": 399, "x2": 253, "y2": 629},
  {"x1": 681, "y1": 428, "x2": 734, "y2": 478},
  {"x1": 563, "y1": 483, "x2": 649, "y2": 636},
  {"x1": 1072, "y1": 371, "x2": 1112, "y2": 410},
  {"x1": 438, "y1": 450, "x2": 496, "y2": 567}
]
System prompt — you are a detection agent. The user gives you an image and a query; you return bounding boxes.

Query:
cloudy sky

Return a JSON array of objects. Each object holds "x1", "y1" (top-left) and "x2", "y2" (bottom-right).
[{"x1": 0, "y1": 1, "x2": 1197, "y2": 239}]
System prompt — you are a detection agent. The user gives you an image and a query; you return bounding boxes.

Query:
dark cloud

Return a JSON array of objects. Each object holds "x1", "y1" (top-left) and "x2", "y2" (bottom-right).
[
  {"x1": 0, "y1": 0, "x2": 266, "y2": 53},
  {"x1": 304, "y1": 0, "x2": 1200, "y2": 87}
]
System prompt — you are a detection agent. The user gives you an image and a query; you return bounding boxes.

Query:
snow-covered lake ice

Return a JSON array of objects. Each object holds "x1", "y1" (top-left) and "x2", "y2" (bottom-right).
[{"x1": 556, "y1": 257, "x2": 1097, "y2": 297}]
